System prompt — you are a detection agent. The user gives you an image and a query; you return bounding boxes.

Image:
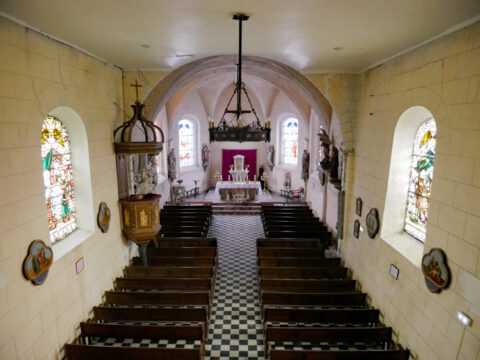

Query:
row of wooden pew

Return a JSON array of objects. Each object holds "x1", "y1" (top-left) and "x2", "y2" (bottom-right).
[
  {"x1": 261, "y1": 203, "x2": 331, "y2": 243},
  {"x1": 158, "y1": 202, "x2": 212, "y2": 238},
  {"x1": 64, "y1": 237, "x2": 218, "y2": 359},
  {"x1": 257, "y1": 205, "x2": 410, "y2": 359}
]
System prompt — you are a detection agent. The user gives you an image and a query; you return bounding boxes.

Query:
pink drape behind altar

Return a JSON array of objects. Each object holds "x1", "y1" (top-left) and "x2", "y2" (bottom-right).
[{"x1": 222, "y1": 149, "x2": 257, "y2": 181}]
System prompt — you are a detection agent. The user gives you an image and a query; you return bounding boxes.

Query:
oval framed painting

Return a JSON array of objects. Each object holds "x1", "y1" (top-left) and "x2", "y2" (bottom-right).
[{"x1": 97, "y1": 202, "x2": 111, "y2": 233}]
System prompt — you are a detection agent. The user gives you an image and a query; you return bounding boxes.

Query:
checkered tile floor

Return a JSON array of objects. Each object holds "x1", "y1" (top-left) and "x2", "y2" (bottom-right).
[{"x1": 205, "y1": 215, "x2": 265, "y2": 360}]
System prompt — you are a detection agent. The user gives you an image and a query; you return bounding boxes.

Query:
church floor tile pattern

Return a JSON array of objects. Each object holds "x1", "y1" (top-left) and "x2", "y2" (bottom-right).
[{"x1": 205, "y1": 215, "x2": 265, "y2": 360}]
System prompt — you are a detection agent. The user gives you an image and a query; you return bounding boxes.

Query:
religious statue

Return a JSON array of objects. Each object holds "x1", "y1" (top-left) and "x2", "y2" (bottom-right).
[
  {"x1": 267, "y1": 145, "x2": 274, "y2": 170},
  {"x1": 301, "y1": 150, "x2": 310, "y2": 180},
  {"x1": 318, "y1": 129, "x2": 331, "y2": 171},
  {"x1": 258, "y1": 166, "x2": 265, "y2": 189},
  {"x1": 330, "y1": 146, "x2": 339, "y2": 181},
  {"x1": 201, "y1": 144, "x2": 210, "y2": 171},
  {"x1": 168, "y1": 148, "x2": 176, "y2": 180},
  {"x1": 284, "y1": 171, "x2": 291, "y2": 190}
]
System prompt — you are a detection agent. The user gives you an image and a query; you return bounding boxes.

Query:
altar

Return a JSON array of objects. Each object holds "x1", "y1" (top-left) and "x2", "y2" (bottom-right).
[{"x1": 215, "y1": 181, "x2": 262, "y2": 202}]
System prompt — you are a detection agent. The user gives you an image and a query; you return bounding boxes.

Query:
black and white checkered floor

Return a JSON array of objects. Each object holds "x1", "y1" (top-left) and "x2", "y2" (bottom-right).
[{"x1": 205, "y1": 215, "x2": 265, "y2": 360}]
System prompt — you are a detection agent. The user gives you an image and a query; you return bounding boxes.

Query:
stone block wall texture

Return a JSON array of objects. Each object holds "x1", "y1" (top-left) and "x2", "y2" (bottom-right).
[
  {"x1": 341, "y1": 23, "x2": 480, "y2": 360},
  {"x1": 0, "y1": 18, "x2": 128, "y2": 359},
  {"x1": 1, "y1": 13, "x2": 479, "y2": 360}
]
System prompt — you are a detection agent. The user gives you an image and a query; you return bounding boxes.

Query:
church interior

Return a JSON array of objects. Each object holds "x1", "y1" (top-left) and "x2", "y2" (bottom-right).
[{"x1": 0, "y1": 1, "x2": 479, "y2": 359}]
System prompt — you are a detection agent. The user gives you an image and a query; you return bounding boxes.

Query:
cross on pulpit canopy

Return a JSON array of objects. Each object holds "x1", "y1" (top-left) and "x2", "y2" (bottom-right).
[{"x1": 131, "y1": 79, "x2": 142, "y2": 101}]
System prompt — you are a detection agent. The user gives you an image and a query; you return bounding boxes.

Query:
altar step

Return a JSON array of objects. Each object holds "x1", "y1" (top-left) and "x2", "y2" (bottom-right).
[{"x1": 212, "y1": 203, "x2": 261, "y2": 215}]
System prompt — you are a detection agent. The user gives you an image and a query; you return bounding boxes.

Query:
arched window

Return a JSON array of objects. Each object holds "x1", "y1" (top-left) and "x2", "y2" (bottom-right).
[
  {"x1": 178, "y1": 119, "x2": 195, "y2": 167},
  {"x1": 41, "y1": 115, "x2": 77, "y2": 243},
  {"x1": 282, "y1": 117, "x2": 298, "y2": 165},
  {"x1": 404, "y1": 118, "x2": 437, "y2": 242}
]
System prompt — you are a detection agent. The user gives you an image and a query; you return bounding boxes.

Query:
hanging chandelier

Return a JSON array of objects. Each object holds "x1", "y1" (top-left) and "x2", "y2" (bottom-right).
[{"x1": 209, "y1": 14, "x2": 271, "y2": 143}]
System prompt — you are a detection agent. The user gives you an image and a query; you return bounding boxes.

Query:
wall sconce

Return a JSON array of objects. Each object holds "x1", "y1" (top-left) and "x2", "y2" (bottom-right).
[{"x1": 457, "y1": 311, "x2": 472, "y2": 327}]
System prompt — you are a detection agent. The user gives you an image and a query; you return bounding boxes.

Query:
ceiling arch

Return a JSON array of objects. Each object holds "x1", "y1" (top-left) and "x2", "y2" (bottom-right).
[{"x1": 144, "y1": 55, "x2": 334, "y2": 133}]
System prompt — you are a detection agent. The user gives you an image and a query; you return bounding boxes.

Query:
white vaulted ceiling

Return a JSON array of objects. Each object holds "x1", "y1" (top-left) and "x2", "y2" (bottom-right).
[{"x1": 0, "y1": 0, "x2": 479, "y2": 72}]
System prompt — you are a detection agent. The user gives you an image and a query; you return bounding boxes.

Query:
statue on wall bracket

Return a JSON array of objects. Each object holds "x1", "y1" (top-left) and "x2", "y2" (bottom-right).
[
  {"x1": 168, "y1": 147, "x2": 176, "y2": 181},
  {"x1": 267, "y1": 145, "x2": 274, "y2": 170},
  {"x1": 202, "y1": 144, "x2": 210, "y2": 171},
  {"x1": 301, "y1": 150, "x2": 310, "y2": 180},
  {"x1": 317, "y1": 128, "x2": 341, "y2": 189}
]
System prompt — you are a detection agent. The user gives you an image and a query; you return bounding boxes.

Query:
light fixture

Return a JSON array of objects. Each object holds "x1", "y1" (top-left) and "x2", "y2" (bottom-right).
[
  {"x1": 209, "y1": 14, "x2": 271, "y2": 143},
  {"x1": 457, "y1": 311, "x2": 472, "y2": 327}
]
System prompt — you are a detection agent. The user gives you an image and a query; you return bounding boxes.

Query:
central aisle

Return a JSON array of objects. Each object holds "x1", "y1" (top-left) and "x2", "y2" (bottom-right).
[{"x1": 204, "y1": 215, "x2": 265, "y2": 360}]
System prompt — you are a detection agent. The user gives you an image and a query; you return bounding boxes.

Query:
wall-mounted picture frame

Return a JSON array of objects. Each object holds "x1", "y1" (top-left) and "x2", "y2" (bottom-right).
[
  {"x1": 421, "y1": 248, "x2": 451, "y2": 293},
  {"x1": 356, "y1": 197, "x2": 362, "y2": 216},
  {"x1": 97, "y1": 202, "x2": 111, "y2": 233},
  {"x1": 23, "y1": 240, "x2": 53, "y2": 286},
  {"x1": 353, "y1": 220, "x2": 360, "y2": 238},
  {"x1": 366, "y1": 208, "x2": 380, "y2": 239}
]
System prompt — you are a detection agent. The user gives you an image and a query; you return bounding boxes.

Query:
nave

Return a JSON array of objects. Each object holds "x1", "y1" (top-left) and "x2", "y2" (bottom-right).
[{"x1": 62, "y1": 203, "x2": 410, "y2": 360}]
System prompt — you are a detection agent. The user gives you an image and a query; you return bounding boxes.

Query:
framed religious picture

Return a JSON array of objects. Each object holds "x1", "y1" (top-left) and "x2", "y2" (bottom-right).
[
  {"x1": 353, "y1": 220, "x2": 360, "y2": 239},
  {"x1": 23, "y1": 240, "x2": 53, "y2": 285},
  {"x1": 97, "y1": 202, "x2": 111, "y2": 233},
  {"x1": 421, "y1": 248, "x2": 451, "y2": 293},
  {"x1": 365, "y1": 208, "x2": 380, "y2": 239},
  {"x1": 356, "y1": 197, "x2": 362, "y2": 216}
]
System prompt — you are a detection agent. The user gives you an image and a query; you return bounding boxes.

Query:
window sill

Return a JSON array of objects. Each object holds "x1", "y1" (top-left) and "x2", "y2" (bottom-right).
[
  {"x1": 52, "y1": 228, "x2": 94, "y2": 261},
  {"x1": 381, "y1": 230, "x2": 423, "y2": 269}
]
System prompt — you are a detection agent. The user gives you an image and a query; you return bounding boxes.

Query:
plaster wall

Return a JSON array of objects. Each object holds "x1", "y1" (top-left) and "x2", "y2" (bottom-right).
[
  {"x1": 0, "y1": 17, "x2": 128, "y2": 359},
  {"x1": 341, "y1": 23, "x2": 480, "y2": 360}
]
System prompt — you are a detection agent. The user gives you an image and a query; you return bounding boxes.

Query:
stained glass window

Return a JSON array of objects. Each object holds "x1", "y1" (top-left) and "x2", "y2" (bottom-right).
[
  {"x1": 404, "y1": 118, "x2": 437, "y2": 242},
  {"x1": 41, "y1": 116, "x2": 77, "y2": 243},
  {"x1": 179, "y1": 119, "x2": 195, "y2": 167},
  {"x1": 282, "y1": 117, "x2": 298, "y2": 165}
]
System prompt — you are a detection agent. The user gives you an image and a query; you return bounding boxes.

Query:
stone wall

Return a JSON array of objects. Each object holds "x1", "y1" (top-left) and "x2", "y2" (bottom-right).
[
  {"x1": 0, "y1": 17, "x2": 127, "y2": 359},
  {"x1": 341, "y1": 22, "x2": 480, "y2": 360}
]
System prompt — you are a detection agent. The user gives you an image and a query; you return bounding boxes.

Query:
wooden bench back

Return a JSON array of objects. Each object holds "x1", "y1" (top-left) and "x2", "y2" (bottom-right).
[
  {"x1": 65, "y1": 344, "x2": 203, "y2": 360},
  {"x1": 115, "y1": 277, "x2": 213, "y2": 291}
]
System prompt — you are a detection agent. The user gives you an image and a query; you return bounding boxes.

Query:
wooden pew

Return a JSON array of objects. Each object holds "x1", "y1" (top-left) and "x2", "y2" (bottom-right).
[
  {"x1": 104, "y1": 290, "x2": 211, "y2": 306},
  {"x1": 93, "y1": 306, "x2": 208, "y2": 323},
  {"x1": 261, "y1": 292, "x2": 366, "y2": 307},
  {"x1": 160, "y1": 231, "x2": 205, "y2": 237},
  {"x1": 147, "y1": 247, "x2": 217, "y2": 258},
  {"x1": 115, "y1": 277, "x2": 214, "y2": 291},
  {"x1": 80, "y1": 322, "x2": 204, "y2": 343},
  {"x1": 156, "y1": 237, "x2": 217, "y2": 248},
  {"x1": 259, "y1": 279, "x2": 355, "y2": 293},
  {"x1": 265, "y1": 326, "x2": 392, "y2": 345},
  {"x1": 257, "y1": 239, "x2": 321, "y2": 248},
  {"x1": 65, "y1": 344, "x2": 203, "y2": 360},
  {"x1": 258, "y1": 257, "x2": 341, "y2": 267},
  {"x1": 258, "y1": 248, "x2": 324, "y2": 258},
  {"x1": 263, "y1": 308, "x2": 380, "y2": 326},
  {"x1": 258, "y1": 266, "x2": 348, "y2": 279},
  {"x1": 123, "y1": 265, "x2": 214, "y2": 278},
  {"x1": 266, "y1": 229, "x2": 331, "y2": 240},
  {"x1": 133, "y1": 256, "x2": 216, "y2": 267},
  {"x1": 269, "y1": 349, "x2": 410, "y2": 360}
]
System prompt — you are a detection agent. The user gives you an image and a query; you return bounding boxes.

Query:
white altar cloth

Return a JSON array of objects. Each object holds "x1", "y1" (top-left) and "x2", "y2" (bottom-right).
[{"x1": 214, "y1": 181, "x2": 263, "y2": 196}]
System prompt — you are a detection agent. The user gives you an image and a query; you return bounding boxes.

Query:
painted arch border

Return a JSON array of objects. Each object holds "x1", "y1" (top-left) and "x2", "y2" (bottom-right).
[{"x1": 142, "y1": 55, "x2": 353, "y2": 150}]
